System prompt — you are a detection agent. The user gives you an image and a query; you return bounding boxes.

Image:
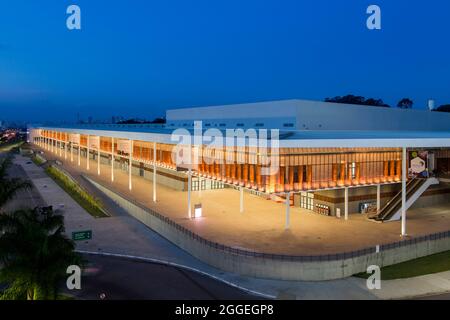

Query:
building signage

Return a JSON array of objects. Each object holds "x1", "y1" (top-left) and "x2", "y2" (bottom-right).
[
  {"x1": 72, "y1": 230, "x2": 92, "y2": 241},
  {"x1": 89, "y1": 136, "x2": 100, "y2": 150},
  {"x1": 69, "y1": 133, "x2": 80, "y2": 144},
  {"x1": 117, "y1": 139, "x2": 131, "y2": 154},
  {"x1": 408, "y1": 150, "x2": 428, "y2": 178}
]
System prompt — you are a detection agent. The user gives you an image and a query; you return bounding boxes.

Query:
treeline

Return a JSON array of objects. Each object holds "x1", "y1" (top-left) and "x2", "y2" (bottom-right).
[{"x1": 325, "y1": 95, "x2": 449, "y2": 112}]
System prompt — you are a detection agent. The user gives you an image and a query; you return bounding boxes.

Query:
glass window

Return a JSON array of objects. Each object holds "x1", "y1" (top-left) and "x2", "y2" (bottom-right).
[{"x1": 350, "y1": 162, "x2": 356, "y2": 179}]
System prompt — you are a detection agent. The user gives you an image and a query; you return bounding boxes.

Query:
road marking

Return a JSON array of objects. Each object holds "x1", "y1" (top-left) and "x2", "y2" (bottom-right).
[{"x1": 76, "y1": 250, "x2": 275, "y2": 299}]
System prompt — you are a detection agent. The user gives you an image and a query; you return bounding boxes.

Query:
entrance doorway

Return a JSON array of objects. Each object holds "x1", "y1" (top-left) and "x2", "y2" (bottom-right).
[{"x1": 192, "y1": 179, "x2": 206, "y2": 191}]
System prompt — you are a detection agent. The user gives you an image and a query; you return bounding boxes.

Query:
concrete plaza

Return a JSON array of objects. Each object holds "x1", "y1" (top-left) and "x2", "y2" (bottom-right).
[{"x1": 39, "y1": 145, "x2": 450, "y2": 256}]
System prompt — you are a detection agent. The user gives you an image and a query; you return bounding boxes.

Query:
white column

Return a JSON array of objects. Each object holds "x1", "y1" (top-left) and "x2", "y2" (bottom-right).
[
  {"x1": 240, "y1": 187, "x2": 244, "y2": 213},
  {"x1": 59, "y1": 139, "x2": 62, "y2": 157},
  {"x1": 111, "y1": 137, "x2": 115, "y2": 182},
  {"x1": 401, "y1": 147, "x2": 407, "y2": 236},
  {"x1": 153, "y1": 142, "x2": 156, "y2": 202},
  {"x1": 87, "y1": 136, "x2": 90, "y2": 170},
  {"x1": 77, "y1": 145, "x2": 81, "y2": 166},
  {"x1": 344, "y1": 187, "x2": 349, "y2": 221},
  {"x1": 285, "y1": 192, "x2": 291, "y2": 230},
  {"x1": 128, "y1": 139, "x2": 133, "y2": 190},
  {"x1": 71, "y1": 143, "x2": 73, "y2": 162},
  {"x1": 64, "y1": 140, "x2": 67, "y2": 160},
  {"x1": 188, "y1": 167, "x2": 192, "y2": 218},
  {"x1": 376, "y1": 184, "x2": 381, "y2": 212},
  {"x1": 97, "y1": 140, "x2": 101, "y2": 175}
]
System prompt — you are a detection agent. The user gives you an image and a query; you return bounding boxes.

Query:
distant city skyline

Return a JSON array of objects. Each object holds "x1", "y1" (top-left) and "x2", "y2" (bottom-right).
[{"x1": 1, "y1": 0, "x2": 450, "y2": 122}]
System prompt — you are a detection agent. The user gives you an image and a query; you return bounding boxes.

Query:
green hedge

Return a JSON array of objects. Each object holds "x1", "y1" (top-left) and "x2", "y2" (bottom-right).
[
  {"x1": 45, "y1": 166, "x2": 108, "y2": 218},
  {"x1": 31, "y1": 155, "x2": 45, "y2": 166}
]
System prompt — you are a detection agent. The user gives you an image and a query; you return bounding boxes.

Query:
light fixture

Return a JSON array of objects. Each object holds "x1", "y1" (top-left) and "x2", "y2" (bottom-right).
[{"x1": 194, "y1": 203, "x2": 202, "y2": 218}]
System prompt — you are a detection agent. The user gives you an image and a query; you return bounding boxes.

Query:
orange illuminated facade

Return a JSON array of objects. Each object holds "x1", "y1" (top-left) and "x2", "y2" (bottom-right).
[{"x1": 38, "y1": 129, "x2": 402, "y2": 194}]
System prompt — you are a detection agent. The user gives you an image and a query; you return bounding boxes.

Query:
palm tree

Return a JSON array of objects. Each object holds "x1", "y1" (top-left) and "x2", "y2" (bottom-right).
[
  {"x1": 0, "y1": 156, "x2": 32, "y2": 208},
  {"x1": 0, "y1": 206, "x2": 82, "y2": 300}
]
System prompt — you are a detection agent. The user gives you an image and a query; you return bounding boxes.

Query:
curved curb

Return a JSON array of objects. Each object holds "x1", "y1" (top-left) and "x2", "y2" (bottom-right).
[{"x1": 76, "y1": 249, "x2": 276, "y2": 300}]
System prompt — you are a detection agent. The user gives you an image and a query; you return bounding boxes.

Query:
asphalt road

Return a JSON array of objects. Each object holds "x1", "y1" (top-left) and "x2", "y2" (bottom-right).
[
  {"x1": 63, "y1": 254, "x2": 264, "y2": 300},
  {"x1": 2, "y1": 153, "x2": 263, "y2": 300}
]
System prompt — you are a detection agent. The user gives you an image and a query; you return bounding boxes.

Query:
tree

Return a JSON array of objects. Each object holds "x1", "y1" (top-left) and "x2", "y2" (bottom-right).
[
  {"x1": 0, "y1": 156, "x2": 31, "y2": 208},
  {"x1": 397, "y1": 98, "x2": 414, "y2": 109},
  {"x1": 433, "y1": 104, "x2": 450, "y2": 113},
  {"x1": 0, "y1": 207, "x2": 82, "y2": 300},
  {"x1": 325, "y1": 95, "x2": 390, "y2": 107},
  {"x1": 150, "y1": 117, "x2": 166, "y2": 124}
]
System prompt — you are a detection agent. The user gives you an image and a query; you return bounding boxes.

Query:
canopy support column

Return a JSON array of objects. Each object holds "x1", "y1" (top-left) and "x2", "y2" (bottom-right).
[
  {"x1": 77, "y1": 144, "x2": 80, "y2": 166},
  {"x1": 376, "y1": 184, "x2": 381, "y2": 212},
  {"x1": 111, "y1": 138, "x2": 114, "y2": 182},
  {"x1": 97, "y1": 139, "x2": 101, "y2": 175},
  {"x1": 87, "y1": 136, "x2": 90, "y2": 170},
  {"x1": 240, "y1": 187, "x2": 244, "y2": 213},
  {"x1": 129, "y1": 139, "x2": 133, "y2": 190},
  {"x1": 153, "y1": 142, "x2": 156, "y2": 202},
  {"x1": 401, "y1": 147, "x2": 407, "y2": 237},
  {"x1": 285, "y1": 192, "x2": 291, "y2": 230},
  {"x1": 188, "y1": 167, "x2": 192, "y2": 219},
  {"x1": 344, "y1": 187, "x2": 349, "y2": 221}
]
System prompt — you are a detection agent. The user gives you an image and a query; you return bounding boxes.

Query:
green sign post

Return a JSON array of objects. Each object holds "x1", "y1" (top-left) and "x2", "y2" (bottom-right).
[{"x1": 72, "y1": 230, "x2": 92, "y2": 241}]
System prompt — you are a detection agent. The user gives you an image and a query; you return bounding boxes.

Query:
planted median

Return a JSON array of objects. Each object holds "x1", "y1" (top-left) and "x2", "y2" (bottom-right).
[{"x1": 45, "y1": 166, "x2": 109, "y2": 218}]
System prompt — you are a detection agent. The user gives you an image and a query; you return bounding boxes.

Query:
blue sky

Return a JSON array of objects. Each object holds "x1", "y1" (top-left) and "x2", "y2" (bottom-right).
[{"x1": 0, "y1": 0, "x2": 449, "y2": 122}]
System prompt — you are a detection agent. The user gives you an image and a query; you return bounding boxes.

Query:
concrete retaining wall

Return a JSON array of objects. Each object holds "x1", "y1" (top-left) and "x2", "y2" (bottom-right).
[{"x1": 85, "y1": 176, "x2": 450, "y2": 281}]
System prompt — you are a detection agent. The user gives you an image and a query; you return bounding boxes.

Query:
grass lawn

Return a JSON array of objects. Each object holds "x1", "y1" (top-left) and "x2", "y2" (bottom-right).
[
  {"x1": 355, "y1": 250, "x2": 450, "y2": 280},
  {"x1": 45, "y1": 166, "x2": 109, "y2": 218}
]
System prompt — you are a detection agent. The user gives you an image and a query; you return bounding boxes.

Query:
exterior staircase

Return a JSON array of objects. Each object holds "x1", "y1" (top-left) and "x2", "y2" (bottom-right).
[{"x1": 368, "y1": 177, "x2": 439, "y2": 222}]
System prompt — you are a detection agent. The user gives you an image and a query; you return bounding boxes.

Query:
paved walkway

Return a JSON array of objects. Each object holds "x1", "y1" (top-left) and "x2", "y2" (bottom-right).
[
  {"x1": 371, "y1": 271, "x2": 450, "y2": 300},
  {"x1": 16, "y1": 152, "x2": 450, "y2": 299}
]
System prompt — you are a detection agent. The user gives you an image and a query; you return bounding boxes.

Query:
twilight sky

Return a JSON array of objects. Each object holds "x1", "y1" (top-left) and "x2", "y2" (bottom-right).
[{"x1": 0, "y1": 0, "x2": 449, "y2": 123}]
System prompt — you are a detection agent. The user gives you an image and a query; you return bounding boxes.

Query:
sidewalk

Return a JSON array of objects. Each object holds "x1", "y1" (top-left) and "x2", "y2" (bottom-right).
[{"x1": 14, "y1": 154, "x2": 450, "y2": 300}]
